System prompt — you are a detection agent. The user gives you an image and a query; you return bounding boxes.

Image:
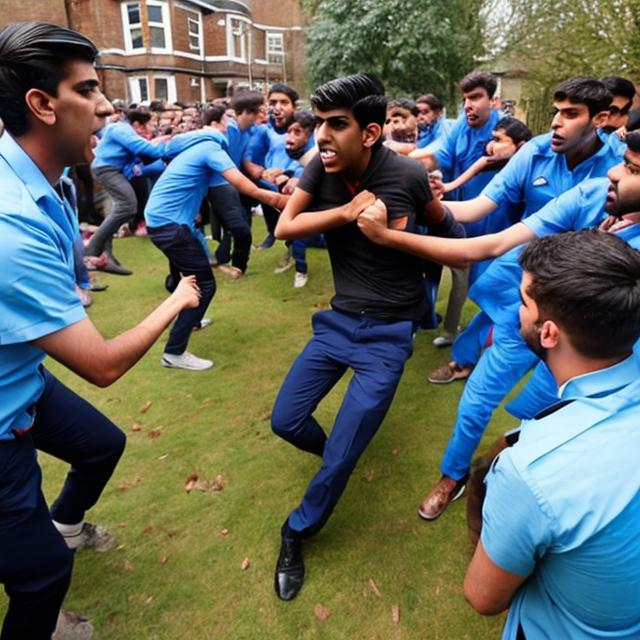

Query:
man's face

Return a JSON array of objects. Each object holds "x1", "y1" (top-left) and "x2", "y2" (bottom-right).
[
  {"x1": 605, "y1": 148, "x2": 640, "y2": 216},
  {"x1": 486, "y1": 128, "x2": 516, "y2": 157},
  {"x1": 235, "y1": 109, "x2": 259, "y2": 130},
  {"x1": 256, "y1": 104, "x2": 269, "y2": 124},
  {"x1": 132, "y1": 119, "x2": 153, "y2": 139},
  {"x1": 519, "y1": 272, "x2": 547, "y2": 360},
  {"x1": 550, "y1": 100, "x2": 596, "y2": 154},
  {"x1": 385, "y1": 105, "x2": 417, "y2": 139},
  {"x1": 463, "y1": 87, "x2": 491, "y2": 128},
  {"x1": 285, "y1": 122, "x2": 311, "y2": 153},
  {"x1": 268, "y1": 92, "x2": 295, "y2": 130},
  {"x1": 49, "y1": 59, "x2": 113, "y2": 165},
  {"x1": 416, "y1": 101, "x2": 440, "y2": 128},
  {"x1": 602, "y1": 94, "x2": 633, "y2": 133},
  {"x1": 313, "y1": 106, "x2": 371, "y2": 176}
]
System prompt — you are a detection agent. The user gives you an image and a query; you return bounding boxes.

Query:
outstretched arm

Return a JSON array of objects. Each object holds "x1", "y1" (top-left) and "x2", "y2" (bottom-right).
[{"x1": 222, "y1": 167, "x2": 288, "y2": 211}]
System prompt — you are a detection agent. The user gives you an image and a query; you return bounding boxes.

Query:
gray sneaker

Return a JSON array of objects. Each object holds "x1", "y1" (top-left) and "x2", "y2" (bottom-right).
[
  {"x1": 65, "y1": 523, "x2": 114, "y2": 552},
  {"x1": 162, "y1": 351, "x2": 214, "y2": 371},
  {"x1": 52, "y1": 611, "x2": 94, "y2": 640}
]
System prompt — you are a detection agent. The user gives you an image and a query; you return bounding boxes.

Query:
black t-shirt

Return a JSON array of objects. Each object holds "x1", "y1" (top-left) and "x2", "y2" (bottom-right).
[{"x1": 298, "y1": 145, "x2": 431, "y2": 322}]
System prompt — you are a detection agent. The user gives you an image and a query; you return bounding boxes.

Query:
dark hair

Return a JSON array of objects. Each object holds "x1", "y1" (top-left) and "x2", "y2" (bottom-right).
[
  {"x1": 127, "y1": 109, "x2": 151, "y2": 126},
  {"x1": 231, "y1": 91, "x2": 264, "y2": 115},
  {"x1": 268, "y1": 82, "x2": 299, "y2": 104},
  {"x1": 387, "y1": 98, "x2": 418, "y2": 117},
  {"x1": 553, "y1": 76, "x2": 612, "y2": 117},
  {"x1": 519, "y1": 230, "x2": 640, "y2": 358},
  {"x1": 601, "y1": 76, "x2": 636, "y2": 102},
  {"x1": 416, "y1": 93, "x2": 444, "y2": 111},
  {"x1": 311, "y1": 73, "x2": 387, "y2": 141},
  {"x1": 494, "y1": 116, "x2": 532, "y2": 145},
  {"x1": 290, "y1": 110, "x2": 315, "y2": 131},
  {"x1": 202, "y1": 103, "x2": 225, "y2": 126},
  {"x1": 626, "y1": 131, "x2": 640, "y2": 153},
  {"x1": 0, "y1": 21, "x2": 98, "y2": 136},
  {"x1": 460, "y1": 71, "x2": 497, "y2": 99}
]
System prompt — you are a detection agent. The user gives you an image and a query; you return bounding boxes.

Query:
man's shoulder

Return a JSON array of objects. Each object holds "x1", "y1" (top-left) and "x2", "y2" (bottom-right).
[{"x1": 372, "y1": 146, "x2": 427, "y2": 181}]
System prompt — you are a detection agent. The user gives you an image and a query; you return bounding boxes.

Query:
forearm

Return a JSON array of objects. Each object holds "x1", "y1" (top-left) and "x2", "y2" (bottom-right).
[
  {"x1": 224, "y1": 169, "x2": 285, "y2": 209},
  {"x1": 242, "y1": 158, "x2": 264, "y2": 181},
  {"x1": 275, "y1": 203, "x2": 352, "y2": 240},
  {"x1": 384, "y1": 140, "x2": 416, "y2": 156},
  {"x1": 447, "y1": 196, "x2": 496, "y2": 223},
  {"x1": 444, "y1": 158, "x2": 486, "y2": 193}
]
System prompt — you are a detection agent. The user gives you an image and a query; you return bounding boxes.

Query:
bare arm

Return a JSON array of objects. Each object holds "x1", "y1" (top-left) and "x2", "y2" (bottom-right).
[
  {"x1": 384, "y1": 140, "x2": 417, "y2": 156},
  {"x1": 463, "y1": 541, "x2": 527, "y2": 615},
  {"x1": 275, "y1": 188, "x2": 376, "y2": 241},
  {"x1": 444, "y1": 157, "x2": 490, "y2": 193},
  {"x1": 445, "y1": 195, "x2": 498, "y2": 223},
  {"x1": 242, "y1": 158, "x2": 264, "y2": 181},
  {"x1": 33, "y1": 277, "x2": 201, "y2": 388},
  {"x1": 222, "y1": 167, "x2": 288, "y2": 211}
]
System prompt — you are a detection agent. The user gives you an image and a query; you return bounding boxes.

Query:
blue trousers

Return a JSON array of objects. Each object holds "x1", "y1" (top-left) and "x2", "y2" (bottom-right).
[
  {"x1": 209, "y1": 185, "x2": 252, "y2": 272},
  {"x1": 505, "y1": 360, "x2": 558, "y2": 419},
  {"x1": 0, "y1": 370, "x2": 125, "y2": 639},
  {"x1": 451, "y1": 310, "x2": 493, "y2": 368},
  {"x1": 292, "y1": 234, "x2": 326, "y2": 274},
  {"x1": 271, "y1": 310, "x2": 413, "y2": 535},
  {"x1": 148, "y1": 223, "x2": 216, "y2": 355}
]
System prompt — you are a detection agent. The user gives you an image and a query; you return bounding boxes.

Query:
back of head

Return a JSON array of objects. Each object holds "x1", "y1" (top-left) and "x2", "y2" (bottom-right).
[
  {"x1": 519, "y1": 230, "x2": 640, "y2": 358},
  {"x1": 202, "y1": 103, "x2": 225, "y2": 126},
  {"x1": 231, "y1": 91, "x2": 264, "y2": 115},
  {"x1": 387, "y1": 98, "x2": 418, "y2": 117},
  {"x1": 554, "y1": 76, "x2": 612, "y2": 117},
  {"x1": 268, "y1": 82, "x2": 299, "y2": 105},
  {"x1": 460, "y1": 70, "x2": 497, "y2": 98},
  {"x1": 416, "y1": 93, "x2": 444, "y2": 111},
  {"x1": 291, "y1": 110, "x2": 315, "y2": 131},
  {"x1": 0, "y1": 21, "x2": 98, "y2": 136},
  {"x1": 310, "y1": 73, "x2": 387, "y2": 135},
  {"x1": 127, "y1": 108, "x2": 151, "y2": 126},
  {"x1": 602, "y1": 76, "x2": 636, "y2": 102},
  {"x1": 495, "y1": 116, "x2": 532, "y2": 145}
]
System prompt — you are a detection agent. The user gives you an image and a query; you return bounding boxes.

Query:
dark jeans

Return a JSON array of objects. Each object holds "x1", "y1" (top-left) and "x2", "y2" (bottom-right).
[
  {"x1": 148, "y1": 223, "x2": 216, "y2": 355},
  {"x1": 292, "y1": 234, "x2": 326, "y2": 274},
  {"x1": 261, "y1": 203, "x2": 281, "y2": 236},
  {"x1": 208, "y1": 185, "x2": 252, "y2": 271},
  {"x1": 0, "y1": 370, "x2": 125, "y2": 639}
]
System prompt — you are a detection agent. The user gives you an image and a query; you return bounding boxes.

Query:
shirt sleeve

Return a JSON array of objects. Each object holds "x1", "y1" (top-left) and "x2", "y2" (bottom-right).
[
  {"x1": 297, "y1": 153, "x2": 324, "y2": 195},
  {"x1": 480, "y1": 450, "x2": 553, "y2": 577},
  {"x1": 205, "y1": 143, "x2": 237, "y2": 175},
  {"x1": 112, "y1": 124, "x2": 164, "y2": 160},
  {"x1": 0, "y1": 221, "x2": 85, "y2": 345},
  {"x1": 481, "y1": 140, "x2": 536, "y2": 207},
  {"x1": 434, "y1": 120, "x2": 459, "y2": 175}
]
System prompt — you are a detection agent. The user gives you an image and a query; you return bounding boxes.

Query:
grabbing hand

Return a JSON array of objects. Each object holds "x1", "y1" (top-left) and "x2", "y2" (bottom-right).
[
  {"x1": 347, "y1": 189, "x2": 377, "y2": 221},
  {"x1": 171, "y1": 275, "x2": 201, "y2": 310},
  {"x1": 428, "y1": 174, "x2": 445, "y2": 200},
  {"x1": 357, "y1": 198, "x2": 388, "y2": 242},
  {"x1": 262, "y1": 167, "x2": 285, "y2": 183}
]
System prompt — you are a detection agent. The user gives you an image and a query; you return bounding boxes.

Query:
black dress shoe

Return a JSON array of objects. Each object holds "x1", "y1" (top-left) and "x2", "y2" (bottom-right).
[{"x1": 274, "y1": 523, "x2": 304, "y2": 601}]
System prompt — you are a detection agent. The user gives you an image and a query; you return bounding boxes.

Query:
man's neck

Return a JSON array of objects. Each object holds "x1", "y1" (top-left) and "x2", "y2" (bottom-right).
[
  {"x1": 341, "y1": 147, "x2": 373, "y2": 184},
  {"x1": 15, "y1": 133, "x2": 63, "y2": 186},
  {"x1": 564, "y1": 130, "x2": 602, "y2": 171},
  {"x1": 548, "y1": 347, "x2": 629, "y2": 389}
]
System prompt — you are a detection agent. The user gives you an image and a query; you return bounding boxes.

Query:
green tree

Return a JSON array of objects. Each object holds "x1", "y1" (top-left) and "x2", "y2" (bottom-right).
[{"x1": 304, "y1": 0, "x2": 486, "y2": 106}]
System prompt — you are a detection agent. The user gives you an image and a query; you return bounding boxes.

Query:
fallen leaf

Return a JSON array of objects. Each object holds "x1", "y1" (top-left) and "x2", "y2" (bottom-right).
[
  {"x1": 116, "y1": 544, "x2": 126, "y2": 551},
  {"x1": 148, "y1": 426, "x2": 163, "y2": 439},
  {"x1": 106, "y1": 612, "x2": 117, "y2": 624},
  {"x1": 142, "y1": 525, "x2": 153, "y2": 535},
  {"x1": 314, "y1": 603, "x2": 331, "y2": 621},
  {"x1": 194, "y1": 480, "x2": 211, "y2": 491},
  {"x1": 140, "y1": 400, "x2": 153, "y2": 413},
  {"x1": 123, "y1": 560, "x2": 133, "y2": 572},
  {"x1": 145, "y1": 596, "x2": 153, "y2": 605},
  {"x1": 158, "y1": 454, "x2": 169, "y2": 460},
  {"x1": 391, "y1": 448, "x2": 400, "y2": 456},
  {"x1": 368, "y1": 578, "x2": 382, "y2": 598},
  {"x1": 391, "y1": 604, "x2": 400, "y2": 624},
  {"x1": 164, "y1": 529, "x2": 177, "y2": 538},
  {"x1": 116, "y1": 482, "x2": 130, "y2": 491},
  {"x1": 366, "y1": 468, "x2": 376, "y2": 482},
  {"x1": 257, "y1": 409, "x2": 272, "y2": 421},
  {"x1": 184, "y1": 473, "x2": 199, "y2": 493},
  {"x1": 131, "y1": 423, "x2": 142, "y2": 432},
  {"x1": 240, "y1": 557, "x2": 250, "y2": 571},
  {"x1": 219, "y1": 528, "x2": 229, "y2": 537},
  {"x1": 160, "y1": 555, "x2": 169, "y2": 565},
  {"x1": 212, "y1": 474, "x2": 225, "y2": 491}
]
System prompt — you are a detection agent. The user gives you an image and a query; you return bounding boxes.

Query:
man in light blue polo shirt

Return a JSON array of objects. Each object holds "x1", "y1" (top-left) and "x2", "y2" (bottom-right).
[
  {"x1": 145, "y1": 106, "x2": 288, "y2": 370},
  {"x1": 464, "y1": 230, "x2": 640, "y2": 640},
  {"x1": 415, "y1": 93, "x2": 450, "y2": 150},
  {"x1": 0, "y1": 22, "x2": 201, "y2": 638}
]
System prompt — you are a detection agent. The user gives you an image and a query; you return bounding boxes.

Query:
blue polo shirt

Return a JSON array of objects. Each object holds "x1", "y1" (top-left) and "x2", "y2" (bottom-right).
[
  {"x1": 245, "y1": 121, "x2": 287, "y2": 166},
  {"x1": 482, "y1": 356, "x2": 640, "y2": 640},
  {"x1": 92, "y1": 120, "x2": 165, "y2": 172},
  {"x1": 482, "y1": 130, "x2": 623, "y2": 220},
  {"x1": 226, "y1": 120, "x2": 254, "y2": 167},
  {"x1": 416, "y1": 118, "x2": 449, "y2": 149},
  {"x1": 0, "y1": 133, "x2": 86, "y2": 440},
  {"x1": 144, "y1": 133, "x2": 235, "y2": 229}
]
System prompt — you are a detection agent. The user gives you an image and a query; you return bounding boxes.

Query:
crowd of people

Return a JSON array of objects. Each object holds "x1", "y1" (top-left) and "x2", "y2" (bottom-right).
[{"x1": 1, "y1": 18, "x2": 640, "y2": 640}]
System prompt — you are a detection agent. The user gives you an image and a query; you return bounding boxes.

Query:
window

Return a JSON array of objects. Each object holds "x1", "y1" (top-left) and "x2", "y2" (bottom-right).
[
  {"x1": 147, "y1": 1, "x2": 171, "y2": 52},
  {"x1": 122, "y1": 2, "x2": 143, "y2": 51},
  {"x1": 129, "y1": 76, "x2": 149, "y2": 103},
  {"x1": 228, "y1": 17, "x2": 247, "y2": 61},
  {"x1": 266, "y1": 32, "x2": 283, "y2": 64},
  {"x1": 188, "y1": 16, "x2": 201, "y2": 53},
  {"x1": 154, "y1": 75, "x2": 177, "y2": 103}
]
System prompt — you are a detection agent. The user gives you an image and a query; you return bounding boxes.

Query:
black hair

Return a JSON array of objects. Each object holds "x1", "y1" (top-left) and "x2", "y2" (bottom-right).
[
  {"x1": 268, "y1": 82, "x2": 299, "y2": 104},
  {"x1": 416, "y1": 93, "x2": 444, "y2": 111},
  {"x1": 601, "y1": 76, "x2": 636, "y2": 102},
  {"x1": 553, "y1": 76, "x2": 612, "y2": 117},
  {"x1": 202, "y1": 103, "x2": 225, "y2": 126},
  {"x1": 231, "y1": 91, "x2": 264, "y2": 115},
  {"x1": 387, "y1": 98, "x2": 418, "y2": 117},
  {"x1": 520, "y1": 230, "x2": 640, "y2": 358},
  {"x1": 290, "y1": 110, "x2": 315, "y2": 131},
  {"x1": 494, "y1": 116, "x2": 532, "y2": 145},
  {"x1": 127, "y1": 108, "x2": 151, "y2": 126},
  {"x1": 0, "y1": 21, "x2": 98, "y2": 136},
  {"x1": 310, "y1": 74, "x2": 387, "y2": 143},
  {"x1": 460, "y1": 71, "x2": 497, "y2": 99},
  {"x1": 626, "y1": 131, "x2": 640, "y2": 153}
]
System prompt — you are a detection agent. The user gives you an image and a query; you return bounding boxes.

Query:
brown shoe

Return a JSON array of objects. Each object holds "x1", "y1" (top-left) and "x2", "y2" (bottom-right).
[
  {"x1": 418, "y1": 475, "x2": 468, "y2": 521},
  {"x1": 427, "y1": 361, "x2": 472, "y2": 384}
]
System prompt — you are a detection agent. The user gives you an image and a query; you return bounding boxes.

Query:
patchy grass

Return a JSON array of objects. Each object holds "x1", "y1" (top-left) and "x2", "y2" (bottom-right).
[{"x1": 1, "y1": 234, "x2": 519, "y2": 638}]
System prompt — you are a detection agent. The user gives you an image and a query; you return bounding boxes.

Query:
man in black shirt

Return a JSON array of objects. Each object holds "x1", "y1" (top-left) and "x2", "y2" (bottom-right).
[{"x1": 271, "y1": 74, "x2": 463, "y2": 600}]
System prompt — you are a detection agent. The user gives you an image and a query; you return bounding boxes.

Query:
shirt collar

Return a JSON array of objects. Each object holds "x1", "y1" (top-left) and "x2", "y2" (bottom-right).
[{"x1": 559, "y1": 354, "x2": 640, "y2": 399}]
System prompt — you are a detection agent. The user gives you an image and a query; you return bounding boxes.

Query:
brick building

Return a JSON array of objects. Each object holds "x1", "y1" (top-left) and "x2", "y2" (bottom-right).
[{"x1": 0, "y1": 0, "x2": 306, "y2": 104}]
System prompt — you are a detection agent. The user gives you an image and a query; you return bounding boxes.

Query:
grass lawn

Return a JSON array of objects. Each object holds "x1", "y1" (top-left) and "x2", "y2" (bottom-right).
[{"x1": 1, "y1": 233, "x2": 520, "y2": 639}]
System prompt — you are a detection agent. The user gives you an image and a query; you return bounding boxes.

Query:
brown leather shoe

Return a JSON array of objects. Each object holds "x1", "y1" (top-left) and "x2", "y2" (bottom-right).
[
  {"x1": 427, "y1": 361, "x2": 472, "y2": 384},
  {"x1": 418, "y1": 475, "x2": 468, "y2": 521}
]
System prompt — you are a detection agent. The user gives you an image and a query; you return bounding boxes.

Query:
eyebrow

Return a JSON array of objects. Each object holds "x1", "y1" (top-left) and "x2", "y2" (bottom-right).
[
  {"x1": 314, "y1": 115, "x2": 350, "y2": 126},
  {"x1": 72, "y1": 79, "x2": 100, "y2": 91},
  {"x1": 623, "y1": 153, "x2": 640, "y2": 171}
]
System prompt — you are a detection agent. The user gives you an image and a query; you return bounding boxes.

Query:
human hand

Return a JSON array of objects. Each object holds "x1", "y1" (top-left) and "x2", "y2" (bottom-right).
[
  {"x1": 357, "y1": 198, "x2": 388, "y2": 241},
  {"x1": 262, "y1": 167, "x2": 285, "y2": 182},
  {"x1": 347, "y1": 189, "x2": 377, "y2": 220},
  {"x1": 428, "y1": 173, "x2": 445, "y2": 200},
  {"x1": 171, "y1": 275, "x2": 201, "y2": 310},
  {"x1": 282, "y1": 177, "x2": 298, "y2": 195}
]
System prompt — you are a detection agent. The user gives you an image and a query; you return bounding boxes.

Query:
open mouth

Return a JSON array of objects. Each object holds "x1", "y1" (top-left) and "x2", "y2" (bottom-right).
[{"x1": 320, "y1": 149, "x2": 337, "y2": 161}]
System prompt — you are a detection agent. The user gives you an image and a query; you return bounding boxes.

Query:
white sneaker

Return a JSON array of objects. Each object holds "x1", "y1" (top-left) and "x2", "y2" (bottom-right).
[
  {"x1": 274, "y1": 257, "x2": 293, "y2": 274},
  {"x1": 432, "y1": 335, "x2": 454, "y2": 348},
  {"x1": 294, "y1": 272, "x2": 308, "y2": 288},
  {"x1": 161, "y1": 351, "x2": 214, "y2": 371},
  {"x1": 192, "y1": 317, "x2": 213, "y2": 331},
  {"x1": 52, "y1": 611, "x2": 94, "y2": 640},
  {"x1": 55, "y1": 522, "x2": 114, "y2": 552}
]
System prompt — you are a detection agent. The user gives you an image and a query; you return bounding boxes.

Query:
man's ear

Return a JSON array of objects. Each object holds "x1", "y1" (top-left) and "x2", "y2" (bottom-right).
[
  {"x1": 24, "y1": 88, "x2": 57, "y2": 127},
  {"x1": 592, "y1": 109, "x2": 609, "y2": 129},
  {"x1": 539, "y1": 319, "x2": 560, "y2": 349},
  {"x1": 362, "y1": 122, "x2": 382, "y2": 148}
]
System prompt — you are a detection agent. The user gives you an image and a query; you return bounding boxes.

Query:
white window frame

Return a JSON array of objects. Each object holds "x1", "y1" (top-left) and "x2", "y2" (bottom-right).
[
  {"x1": 266, "y1": 32, "x2": 284, "y2": 64},
  {"x1": 121, "y1": 2, "x2": 144, "y2": 52},
  {"x1": 147, "y1": 0, "x2": 173, "y2": 54},
  {"x1": 128, "y1": 75, "x2": 149, "y2": 103},
  {"x1": 187, "y1": 15, "x2": 202, "y2": 53},
  {"x1": 226, "y1": 15, "x2": 249, "y2": 62},
  {"x1": 153, "y1": 74, "x2": 177, "y2": 103}
]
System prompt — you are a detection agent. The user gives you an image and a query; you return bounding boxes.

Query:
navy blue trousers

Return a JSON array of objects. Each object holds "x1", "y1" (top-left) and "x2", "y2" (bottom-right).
[
  {"x1": 0, "y1": 370, "x2": 125, "y2": 639},
  {"x1": 271, "y1": 310, "x2": 413, "y2": 535},
  {"x1": 209, "y1": 185, "x2": 252, "y2": 272}
]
